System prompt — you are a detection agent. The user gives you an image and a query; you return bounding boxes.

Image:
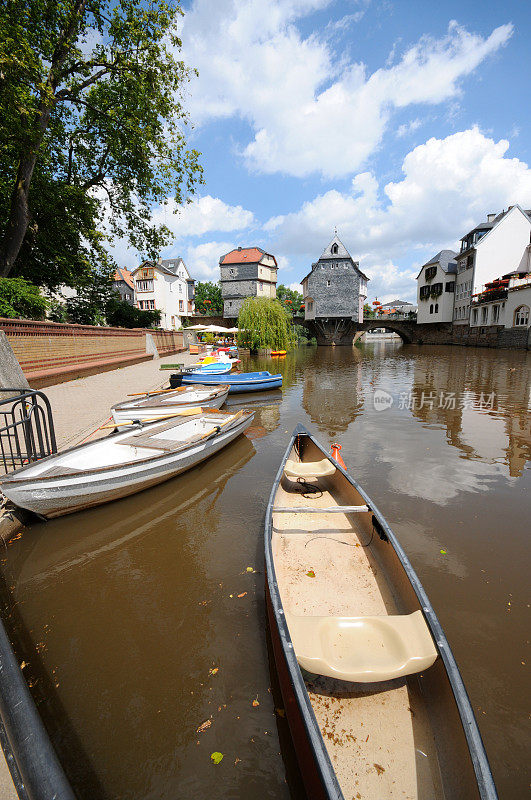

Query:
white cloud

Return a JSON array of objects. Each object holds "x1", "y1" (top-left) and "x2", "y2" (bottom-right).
[
  {"x1": 396, "y1": 118, "x2": 422, "y2": 138},
  {"x1": 288, "y1": 282, "x2": 303, "y2": 293},
  {"x1": 264, "y1": 127, "x2": 531, "y2": 299},
  {"x1": 181, "y1": 2, "x2": 512, "y2": 178},
  {"x1": 182, "y1": 240, "x2": 234, "y2": 280},
  {"x1": 151, "y1": 195, "x2": 254, "y2": 238}
]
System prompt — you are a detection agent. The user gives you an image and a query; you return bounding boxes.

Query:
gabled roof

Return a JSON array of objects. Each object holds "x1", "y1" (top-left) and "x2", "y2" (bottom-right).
[
  {"x1": 113, "y1": 267, "x2": 134, "y2": 290},
  {"x1": 416, "y1": 250, "x2": 458, "y2": 279},
  {"x1": 131, "y1": 258, "x2": 191, "y2": 279},
  {"x1": 379, "y1": 299, "x2": 416, "y2": 308},
  {"x1": 320, "y1": 233, "x2": 351, "y2": 259},
  {"x1": 220, "y1": 247, "x2": 277, "y2": 266}
]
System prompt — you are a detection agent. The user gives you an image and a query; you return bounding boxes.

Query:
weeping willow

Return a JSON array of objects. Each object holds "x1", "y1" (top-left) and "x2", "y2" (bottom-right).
[{"x1": 237, "y1": 298, "x2": 295, "y2": 350}]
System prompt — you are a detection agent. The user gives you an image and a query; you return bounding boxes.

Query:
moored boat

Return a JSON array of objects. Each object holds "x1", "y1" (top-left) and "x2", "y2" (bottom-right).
[
  {"x1": 1, "y1": 408, "x2": 253, "y2": 518},
  {"x1": 265, "y1": 424, "x2": 497, "y2": 800},
  {"x1": 184, "y1": 362, "x2": 233, "y2": 375},
  {"x1": 111, "y1": 384, "x2": 229, "y2": 425},
  {"x1": 176, "y1": 370, "x2": 282, "y2": 393}
]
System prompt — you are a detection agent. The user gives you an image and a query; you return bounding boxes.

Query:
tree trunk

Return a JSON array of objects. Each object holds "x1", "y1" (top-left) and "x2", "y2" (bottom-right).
[{"x1": 0, "y1": 108, "x2": 52, "y2": 277}]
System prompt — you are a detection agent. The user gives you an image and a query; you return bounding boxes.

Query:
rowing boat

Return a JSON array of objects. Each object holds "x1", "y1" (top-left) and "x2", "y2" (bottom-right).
[
  {"x1": 1, "y1": 409, "x2": 253, "y2": 518},
  {"x1": 178, "y1": 370, "x2": 283, "y2": 393},
  {"x1": 111, "y1": 384, "x2": 229, "y2": 425},
  {"x1": 186, "y1": 361, "x2": 233, "y2": 374},
  {"x1": 265, "y1": 424, "x2": 497, "y2": 800}
]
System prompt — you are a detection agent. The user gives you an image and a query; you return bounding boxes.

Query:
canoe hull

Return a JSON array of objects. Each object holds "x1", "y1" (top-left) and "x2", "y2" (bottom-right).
[
  {"x1": 265, "y1": 425, "x2": 497, "y2": 800},
  {"x1": 2, "y1": 414, "x2": 252, "y2": 518}
]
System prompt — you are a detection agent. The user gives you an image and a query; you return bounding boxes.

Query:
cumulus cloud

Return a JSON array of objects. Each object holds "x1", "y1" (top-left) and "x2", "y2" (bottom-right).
[
  {"x1": 263, "y1": 127, "x2": 531, "y2": 299},
  {"x1": 180, "y1": 1, "x2": 512, "y2": 177},
  {"x1": 151, "y1": 195, "x2": 254, "y2": 238},
  {"x1": 182, "y1": 240, "x2": 235, "y2": 280}
]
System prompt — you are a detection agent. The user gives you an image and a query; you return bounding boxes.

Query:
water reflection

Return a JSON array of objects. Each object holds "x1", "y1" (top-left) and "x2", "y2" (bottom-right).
[
  {"x1": 410, "y1": 348, "x2": 531, "y2": 477},
  {"x1": 302, "y1": 347, "x2": 363, "y2": 436}
]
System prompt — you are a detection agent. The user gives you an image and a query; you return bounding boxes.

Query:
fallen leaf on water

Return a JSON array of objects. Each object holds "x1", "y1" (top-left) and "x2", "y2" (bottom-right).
[
  {"x1": 275, "y1": 708, "x2": 285, "y2": 718},
  {"x1": 252, "y1": 697, "x2": 260, "y2": 707},
  {"x1": 229, "y1": 594, "x2": 233, "y2": 598},
  {"x1": 234, "y1": 757, "x2": 241, "y2": 765},
  {"x1": 246, "y1": 567, "x2": 255, "y2": 573},
  {"x1": 20, "y1": 661, "x2": 28, "y2": 670},
  {"x1": 374, "y1": 763, "x2": 385, "y2": 775},
  {"x1": 440, "y1": 550, "x2": 447, "y2": 554},
  {"x1": 197, "y1": 720, "x2": 212, "y2": 733},
  {"x1": 210, "y1": 752, "x2": 223, "y2": 765},
  {"x1": 209, "y1": 667, "x2": 219, "y2": 676},
  {"x1": 237, "y1": 592, "x2": 247, "y2": 598},
  {"x1": 306, "y1": 570, "x2": 315, "y2": 578}
]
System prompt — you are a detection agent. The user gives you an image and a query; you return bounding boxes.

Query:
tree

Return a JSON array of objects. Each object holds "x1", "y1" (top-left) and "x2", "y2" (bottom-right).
[
  {"x1": 0, "y1": 0, "x2": 203, "y2": 286},
  {"x1": 363, "y1": 303, "x2": 374, "y2": 319},
  {"x1": 105, "y1": 296, "x2": 161, "y2": 328},
  {"x1": 0, "y1": 277, "x2": 48, "y2": 319},
  {"x1": 276, "y1": 284, "x2": 304, "y2": 317},
  {"x1": 237, "y1": 298, "x2": 295, "y2": 351},
  {"x1": 194, "y1": 281, "x2": 223, "y2": 315}
]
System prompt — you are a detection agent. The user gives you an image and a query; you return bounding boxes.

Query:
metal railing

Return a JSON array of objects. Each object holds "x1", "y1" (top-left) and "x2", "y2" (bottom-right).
[{"x1": 0, "y1": 389, "x2": 56, "y2": 474}]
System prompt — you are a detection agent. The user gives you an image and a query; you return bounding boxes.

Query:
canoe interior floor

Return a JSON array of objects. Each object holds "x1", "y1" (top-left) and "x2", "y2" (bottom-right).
[{"x1": 272, "y1": 476, "x2": 444, "y2": 800}]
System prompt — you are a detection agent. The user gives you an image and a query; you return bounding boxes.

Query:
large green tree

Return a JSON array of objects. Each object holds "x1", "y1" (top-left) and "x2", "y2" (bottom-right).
[
  {"x1": 194, "y1": 281, "x2": 223, "y2": 315},
  {"x1": 0, "y1": 0, "x2": 203, "y2": 288}
]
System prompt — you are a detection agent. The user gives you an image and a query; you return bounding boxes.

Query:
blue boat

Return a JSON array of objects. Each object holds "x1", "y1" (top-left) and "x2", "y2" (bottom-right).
[
  {"x1": 185, "y1": 362, "x2": 233, "y2": 375},
  {"x1": 181, "y1": 370, "x2": 283, "y2": 393}
]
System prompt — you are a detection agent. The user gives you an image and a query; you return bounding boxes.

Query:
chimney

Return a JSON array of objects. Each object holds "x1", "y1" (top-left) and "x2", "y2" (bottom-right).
[
  {"x1": 486, "y1": 213, "x2": 496, "y2": 223},
  {"x1": 238, "y1": 246, "x2": 242, "y2": 251}
]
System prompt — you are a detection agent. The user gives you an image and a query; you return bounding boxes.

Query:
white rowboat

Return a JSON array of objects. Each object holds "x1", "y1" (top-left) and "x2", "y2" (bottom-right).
[
  {"x1": 111, "y1": 384, "x2": 229, "y2": 425},
  {"x1": 1, "y1": 409, "x2": 253, "y2": 518}
]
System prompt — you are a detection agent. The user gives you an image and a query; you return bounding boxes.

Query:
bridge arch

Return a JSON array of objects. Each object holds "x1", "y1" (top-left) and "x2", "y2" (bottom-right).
[{"x1": 354, "y1": 320, "x2": 416, "y2": 344}]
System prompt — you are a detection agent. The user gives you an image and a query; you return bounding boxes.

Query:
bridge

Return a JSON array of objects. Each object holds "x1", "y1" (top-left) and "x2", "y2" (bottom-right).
[{"x1": 300, "y1": 316, "x2": 453, "y2": 345}]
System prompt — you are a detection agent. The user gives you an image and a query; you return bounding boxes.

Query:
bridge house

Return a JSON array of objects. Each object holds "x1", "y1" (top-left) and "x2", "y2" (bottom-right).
[
  {"x1": 219, "y1": 247, "x2": 278, "y2": 318},
  {"x1": 302, "y1": 234, "x2": 368, "y2": 324}
]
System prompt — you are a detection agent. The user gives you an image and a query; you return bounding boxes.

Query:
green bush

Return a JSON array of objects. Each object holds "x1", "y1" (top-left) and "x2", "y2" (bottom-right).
[
  {"x1": 0, "y1": 278, "x2": 48, "y2": 319},
  {"x1": 237, "y1": 297, "x2": 295, "y2": 351}
]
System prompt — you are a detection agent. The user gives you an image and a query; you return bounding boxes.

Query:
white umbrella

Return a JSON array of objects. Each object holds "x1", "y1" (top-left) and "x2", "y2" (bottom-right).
[
  {"x1": 226, "y1": 327, "x2": 239, "y2": 333},
  {"x1": 201, "y1": 324, "x2": 231, "y2": 333},
  {"x1": 187, "y1": 324, "x2": 208, "y2": 330}
]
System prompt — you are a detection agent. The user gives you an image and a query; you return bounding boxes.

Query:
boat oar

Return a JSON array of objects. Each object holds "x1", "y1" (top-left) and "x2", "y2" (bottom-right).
[
  {"x1": 126, "y1": 387, "x2": 188, "y2": 397},
  {"x1": 99, "y1": 407, "x2": 204, "y2": 429}
]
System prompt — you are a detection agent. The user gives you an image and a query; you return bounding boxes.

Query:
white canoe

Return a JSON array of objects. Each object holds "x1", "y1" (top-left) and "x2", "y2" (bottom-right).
[
  {"x1": 1, "y1": 409, "x2": 253, "y2": 518},
  {"x1": 111, "y1": 384, "x2": 229, "y2": 425}
]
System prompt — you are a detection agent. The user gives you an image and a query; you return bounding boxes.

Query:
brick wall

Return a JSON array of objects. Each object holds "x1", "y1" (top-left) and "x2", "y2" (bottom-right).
[{"x1": 0, "y1": 318, "x2": 185, "y2": 388}]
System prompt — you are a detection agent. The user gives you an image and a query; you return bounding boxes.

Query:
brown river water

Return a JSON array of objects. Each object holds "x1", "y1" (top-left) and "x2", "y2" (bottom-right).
[{"x1": 0, "y1": 342, "x2": 529, "y2": 799}]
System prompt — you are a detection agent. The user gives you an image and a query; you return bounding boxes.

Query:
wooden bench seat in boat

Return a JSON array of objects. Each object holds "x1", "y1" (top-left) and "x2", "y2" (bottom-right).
[
  {"x1": 284, "y1": 458, "x2": 336, "y2": 479},
  {"x1": 285, "y1": 609, "x2": 437, "y2": 683}
]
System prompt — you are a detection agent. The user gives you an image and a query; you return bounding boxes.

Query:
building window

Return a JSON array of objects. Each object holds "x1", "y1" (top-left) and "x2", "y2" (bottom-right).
[
  {"x1": 445, "y1": 281, "x2": 455, "y2": 293},
  {"x1": 425, "y1": 266, "x2": 437, "y2": 281},
  {"x1": 136, "y1": 280, "x2": 153, "y2": 292},
  {"x1": 420, "y1": 285, "x2": 430, "y2": 300},
  {"x1": 481, "y1": 306, "x2": 488, "y2": 324},
  {"x1": 514, "y1": 305, "x2": 530, "y2": 326},
  {"x1": 472, "y1": 308, "x2": 478, "y2": 325},
  {"x1": 327, "y1": 280, "x2": 331, "y2": 286},
  {"x1": 430, "y1": 304, "x2": 433, "y2": 314},
  {"x1": 492, "y1": 305, "x2": 500, "y2": 323},
  {"x1": 331, "y1": 243, "x2": 338, "y2": 254},
  {"x1": 179, "y1": 300, "x2": 184, "y2": 312},
  {"x1": 434, "y1": 303, "x2": 439, "y2": 313}
]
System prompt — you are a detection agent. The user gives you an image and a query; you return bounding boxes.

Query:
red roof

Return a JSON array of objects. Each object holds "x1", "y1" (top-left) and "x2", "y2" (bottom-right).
[
  {"x1": 113, "y1": 267, "x2": 134, "y2": 290},
  {"x1": 220, "y1": 247, "x2": 277, "y2": 266}
]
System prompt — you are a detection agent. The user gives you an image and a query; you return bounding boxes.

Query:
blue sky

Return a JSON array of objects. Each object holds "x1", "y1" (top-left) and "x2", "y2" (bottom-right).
[{"x1": 114, "y1": 0, "x2": 531, "y2": 303}]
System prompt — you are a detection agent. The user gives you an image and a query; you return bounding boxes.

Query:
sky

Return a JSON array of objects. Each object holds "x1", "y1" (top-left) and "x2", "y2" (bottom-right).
[{"x1": 113, "y1": 0, "x2": 531, "y2": 304}]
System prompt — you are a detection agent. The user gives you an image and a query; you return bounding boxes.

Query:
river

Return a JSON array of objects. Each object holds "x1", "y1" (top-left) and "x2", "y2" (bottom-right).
[{"x1": 0, "y1": 342, "x2": 529, "y2": 799}]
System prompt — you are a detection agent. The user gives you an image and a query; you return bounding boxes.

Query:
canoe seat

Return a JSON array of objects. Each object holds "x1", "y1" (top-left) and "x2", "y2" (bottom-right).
[
  {"x1": 285, "y1": 610, "x2": 437, "y2": 683},
  {"x1": 284, "y1": 458, "x2": 336, "y2": 480}
]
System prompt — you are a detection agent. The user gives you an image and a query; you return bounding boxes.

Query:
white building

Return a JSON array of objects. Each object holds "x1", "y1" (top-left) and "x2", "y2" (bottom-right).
[
  {"x1": 453, "y1": 205, "x2": 531, "y2": 325},
  {"x1": 469, "y1": 266, "x2": 531, "y2": 330},
  {"x1": 416, "y1": 250, "x2": 457, "y2": 324},
  {"x1": 131, "y1": 257, "x2": 195, "y2": 329}
]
